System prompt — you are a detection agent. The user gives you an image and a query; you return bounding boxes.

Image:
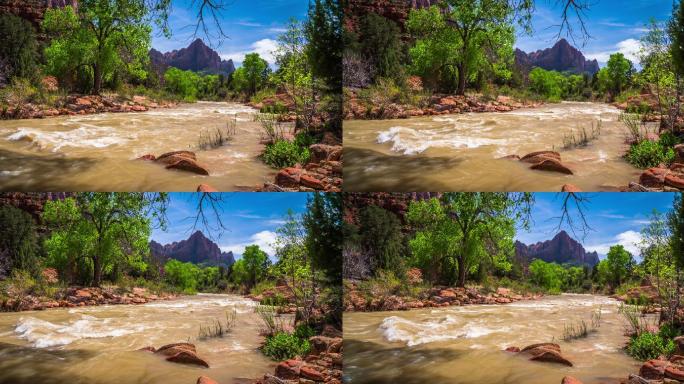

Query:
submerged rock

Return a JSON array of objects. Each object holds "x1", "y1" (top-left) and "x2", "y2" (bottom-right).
[
  {"x1": 507, "y1": 343, "x2": 574, "y2": 367},
  {"x1": 197, "y1": 376, "x2": 219, "y2": 384},
  {"x1": 530, "y1": 159, "x2": 573, "y2": 175},
  {"x1": 520, "y1": 151, "x2": 562, "y2": 164}
]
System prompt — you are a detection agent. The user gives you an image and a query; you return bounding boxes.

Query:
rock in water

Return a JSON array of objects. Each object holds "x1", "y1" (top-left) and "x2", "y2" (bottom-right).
[{"x1": 530, "y1": 159, "x2": 573, "y2": 175}]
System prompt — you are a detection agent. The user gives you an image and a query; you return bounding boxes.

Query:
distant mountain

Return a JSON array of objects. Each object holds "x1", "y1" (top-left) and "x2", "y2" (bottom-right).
[
  {"x1": 515, "y1": 39, "x2": 600, "y2": 75},
  {"x1": 150, "y1": 230, "x2": 235, "y2": 267},
  {"x1": 150, "y1": 38, "x2": 235, "y2": 76},
  {"x1": 515, "y1": 231, "x2": 599, "y2": 267}
]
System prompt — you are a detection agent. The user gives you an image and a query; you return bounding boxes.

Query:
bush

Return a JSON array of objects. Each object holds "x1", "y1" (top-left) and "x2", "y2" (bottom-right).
[
  {"x1": 627, "y1": 332, "x2": 676, "y2": 361},
  {"x1": 294, "y1": 324, "x2": 315, "y2": 340},
  {"x1": 0, "y1": 205, "x2": 40, "y2": 276},
  {"x1": 263, "y1": 140, "x2": 310, "y2": 168},
  {"x1": 262, "y1": 332, "x2": 310, "y2": 360},
  {"x1": 626, "y1": 139, "x2": 675, "y2": 169},
  {"x1": 0, "y1": 14, "x2": 38, "y2": 83}
]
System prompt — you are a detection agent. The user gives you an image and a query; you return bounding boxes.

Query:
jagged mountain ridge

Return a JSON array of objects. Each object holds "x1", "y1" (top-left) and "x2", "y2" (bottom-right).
[
  {"x1": 515, "y1": 39, "x2": 600, "y2": 75},
  {"x1": 150, "y1": 38, "x2": 235, "y2": 76},
  {"x1": 515, "y1": 230, "x2": 600, "y2": 267},
  {"x1": 149, "y1": 230, "x2": 235, "y2": 267}
]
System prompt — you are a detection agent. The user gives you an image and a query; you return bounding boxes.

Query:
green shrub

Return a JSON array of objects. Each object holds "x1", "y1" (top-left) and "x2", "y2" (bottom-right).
[
  {"x1": 262, "y1": 332, "x2": 310, "y2": 360},
  {"x1": 627, "y1": 140, "x2": 675, "y2": 169},
  {"x1": 263, "y1": 140, "x2": 310, "y2": 168},
  {"x1": 294, "y1": 324, "x2": 315, "y2": 340},
  {"x1": 0, "y1": 205, "x2": 40, "y2": 275},
  {"x1": 627, "y1": 332, "x2": 676, "y2": 360},
  {"x1": 261, "y1": 293, "x2": 288, "y2": 306},
  {"x1": 0, "y1": 14, "x2": 38, "y2": 82}
]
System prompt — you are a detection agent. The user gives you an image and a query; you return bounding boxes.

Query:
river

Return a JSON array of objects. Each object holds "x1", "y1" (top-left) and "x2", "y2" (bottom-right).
[
  {"x1": 0, "y1": 102, "x2": 277, "y2": 191},
  {"x1": 344, "y1": 102, "x2": 643, "y2": 192},
  {"x1": 0, "y1": 294, "x2": 278, "y2": 384},
  {"x1": 344, "y1": 294, "x2": 643, "y2": 384}
]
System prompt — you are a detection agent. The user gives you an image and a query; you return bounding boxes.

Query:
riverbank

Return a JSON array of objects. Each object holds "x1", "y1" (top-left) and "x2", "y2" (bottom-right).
[
  {"x1": 1, "y1": 93, "x2": 178, "y2": 120},
  {"x1": 344, "y1": 89, "x2": 544, "y2": 120},
  {"x1": 0, "y1": 284, "x2": 179, "y2": 312},
  {"x1": 344, "y1": 280, "x2": 543, "y2": 312}
]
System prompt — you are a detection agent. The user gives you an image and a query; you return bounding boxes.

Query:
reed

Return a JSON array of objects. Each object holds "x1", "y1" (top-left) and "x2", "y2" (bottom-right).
[
  {"x1": 562, "y1": 306, "x2": 603, "y2": 341},
  {"x1": 255, "y1": 304, "x2": 289, "y2": 337},
  {"x1": 197, "y1": 308, "x2": 237, "y2": 340},
  {"x1": 562, "y1": 120, "x2": 602, "y2": 149},
  {"x1": 197, "y1": 114, "x2": 238, "y2": 150}
]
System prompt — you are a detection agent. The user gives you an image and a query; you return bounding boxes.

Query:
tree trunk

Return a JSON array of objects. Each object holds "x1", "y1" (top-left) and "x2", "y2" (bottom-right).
[
  {"x1": 457, "y1": 255, "x2": 467, "y2": 288},
  {"x1": 92, "y1": 256, "x2": 101, "y2": 287},
  {"x1": 93, "y1": 64, "x2": 102, "y2": 95},
  {"x1": 456, "y1": 63, "x2": 467, "y2": 96}
]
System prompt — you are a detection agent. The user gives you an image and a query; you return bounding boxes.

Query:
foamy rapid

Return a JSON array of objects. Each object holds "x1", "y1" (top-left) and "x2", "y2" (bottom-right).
[
  {"x1": 143, "y1": 293, "x2": 256, "y2": 313},
  {"x1": 15, "y1": 315, "x2": 148, "y2": 348},
  {"x1": 379, "y1": 315, "x2": 504, "y2": 346},
  {"x1": 376, "y1": 126, "x2": 506, "y2": 155},
  {"x1": 7, "y1": 126, "x2": 128, "y2": 152}
]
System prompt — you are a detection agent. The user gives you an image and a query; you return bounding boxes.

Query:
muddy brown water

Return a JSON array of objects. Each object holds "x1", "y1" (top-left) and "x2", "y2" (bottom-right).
[
  {"x1": 344, "y1": 294, "x2": 644, "y2": 384},
  {"x1": 0, "y1": 294, "x2": 281, "y2": 384},
  {"x1": 0, "y1": 102, "x2": 278, "y2": 191},
  {"x1": 343, "y1": 102, "x2": 644, "y2": 192}
]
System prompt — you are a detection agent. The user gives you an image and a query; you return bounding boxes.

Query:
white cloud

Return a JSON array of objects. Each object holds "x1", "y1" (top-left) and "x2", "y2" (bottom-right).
[
  {"x1": 586, "y1": 230, "x2": 643, "y2": 258},
  {"x1": 220, "y1": 38, "x2": 278, "y2": 66},
  {"x1": 221, "y1": 230, "x2": 277, "y2": 259},
  {"x1": 585, "y1": 38, "x2": 643, "y2": 65}
]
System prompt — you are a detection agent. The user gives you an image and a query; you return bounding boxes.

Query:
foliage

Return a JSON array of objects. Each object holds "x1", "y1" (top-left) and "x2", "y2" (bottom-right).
[
  {"x1": 626, "y1": 139, "x2": 676, "y2": 169},
  {"x1": 197, "y1": 309, "x2": 237, "y2": 340},
  {"x1": 528, "y1": 260, "x2": 567, "y2": 294},
  {"x1": 42, "y1": 3, "x2": 152, "y2": 94},
  {"x1": 627, "y1": 331, "x2": 676, "y2": 361},
  {"x1": 596, "y1": 53, "x2": 634, "y2": 99},
  {"x1": 43, "y1": 193, "x2": 168, "y2": 286},
  {"x1": 262, "y1": 138, "x2": 311, "y2": 168},
  {"x1": 240, "y1": 245, "x2": 270, "y2": 291},
  {"x1": 354, "y1": 12, "x2": 404, "y2": 82},
  {"x1": 262, "y1": 331, "x2": 311, "y2": 361},
  {"x1": 305, "y1": 0, "x2": 342, "y2": 90},
  {"x1": 164, "y1": 259, "x2": 200, "y2": 294},
  {"x1": 304, "y1": 192, "x2": 343, "y2": 282},
  {"x1": 164, "y1": 67, "x2": 201, "y2": 102},
  {"x1": 407, "y1": 193, "x2": 531, "y2": 286},
  {"x1": 232, "y1": 53, "x2": 270, "y2": 98},
  {"x1": 356, "y1": 205, "x2": 405, "y2": 276},
  {"x1": 0, "y1": 206, "x2": 40, "y2": 275},
  {"x1": 0, "y1": 14, "x2": 38, "y2": 82}
]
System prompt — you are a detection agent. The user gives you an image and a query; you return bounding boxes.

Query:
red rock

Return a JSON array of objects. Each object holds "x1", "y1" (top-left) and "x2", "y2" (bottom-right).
[
  {"x1": 155, "y1": 343, "x2": 197, "y2": 356},
  {"x1": 640, "y1": 168, "x2": 669, "y2": 188},
  {"x1": 131, "y1": 105, "x2": 147, "y2": 112},
  {"x1": 521, "y1": 343, "x2": 561, "y2": 354},
  {"x1": 41, "y1": 268, "x2": 58, "y2": 284},
  {"x1": 529, "y1": 350, "x2": 573, "y2": 366},
  {"x1": 300, "y1": 365, "x2": 325, "y2": 381},
  {"x1": 275, "y1": 167, "x2": 302, "y2": 188},
  {"x1": 196, "y1": 376, "x2": 219, "y2": 384},
  {"x1": 300, "y1": 174, "x2": 325, "y2": 190},
  {"x1": 562, "y1": 184, "x2": 582, "y2": 192},
  {"x1": 138, "y1": 346, "x2": 156, "y2": 352},
  {"x1": 561, "y1": 376, "x2": 583, "y2": 384},
  {"x1": 665, "y1": 366, "x2": 684, "y2": 380},
  {"x1": 676, "y1": 336, "x2": 684, "y2": 355},
  {"x1": 197, "y1": 184, "x2": 218, "y2": 192},
  {"x1": 520, "y1": 151, "x2": 561, "y2": 164},
  {"x1": 275, "y1": 359, "x2": 301, "y2": 379},
  {"x1": 137, "y1": 154, "x2": 156, "y2": 161},
  {"x1": 639, "y1": 359, "x2": 670, "y2": 380},
  {"x1": 665, "y1": 174, "x2": 684, "y2": 189},
  {"x1": 166, "y1": 351, "x2": 209, "y2": 368},
  {"x1": 74, "y1": 289, "x2": 92, "y2": 298},
  {"x1": 530, "y1": 159, "x2": 573, "y2": 175},
  {"x1": 165, "y1": 159, "x2": 210, "y2": 176},
  {"x1": 156, "y1": 151, "x2": 197, "y2": 163},
  {"x1": 74, "y1": 97, "x2": 92, "y2": 106},
  {"x1": 505, "y1": 347, "x2": 520, "y2": 353}
]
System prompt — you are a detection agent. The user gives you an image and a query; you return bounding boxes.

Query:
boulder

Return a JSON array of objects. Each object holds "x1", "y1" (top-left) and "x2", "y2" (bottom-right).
[
  {"x1": 675, "y1": 144, "x2": 684, "y2": 163},
  {"x1": 197, "y1": 376, "x2": 219, "y2": 384},
  {"x1": 665, "y1": 366, "x2": 684, "y2": 380},
  {"x1": 639, "y1": 359, "x2": 670, "y2": 380},
  {"x1": 165, "y1": 350, "x2": 209, "y2": 368},
  {"x1": 561, "y1": 376, "x2": 583, "y2": 384},
  {"x1": 275, "y1": 168, "x2": 302, "y2": 188},
  {"x1": 300, "y1": 365, "x2": 325, "y2": 382},
  {"x1": 165, "y1": 158, "x2": 210, "y2": 176},
  {"x1": 561, "y1": 184, "x2": 582, "y2": 192},
  {"x1": 300, "y1": 174, "x2": 325, "y2": 190},
  {"x1": 640, "y1": 168, "x2": 669, "y2": 188},
  {"x1": 197, "y1": 184, "x2": 218, "y2": 192},
  {"x1": 676, "y1": 336, "x2": 684, "y2": 355},
  {"x1": 505, "y1": 347, "x2": 520, "y2": 353},
  {"x1": 530, "y1": 159, "x2": 573, "y2": 175},
  {"x1": 529, "y1": 349, "x2": 573, "y2": 366},
  {"x1": 156, "y1": 151, "x2": 197, "y2": 164},
  {"x1": 520, "y1": 151, "x2": 561, "y2": 164},
  {"x1": 154, "y1": 342, "x2": 197, "y2": 357},
  {"x1": 275, "y1": 359, "x2": 301, "y2": 380}
]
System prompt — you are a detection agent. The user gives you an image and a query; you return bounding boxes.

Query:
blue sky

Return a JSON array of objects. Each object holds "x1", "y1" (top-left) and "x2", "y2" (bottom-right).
[
  {"x1": 150, "y1": 192, "x2": 311, "y2": 260},
  {"x1": 516, "y1": 193, "x2": 676, "y2": 261},
  {"x1": 151, "y1": 0, "x2": 309, "y2": 67},
  {"x1": 516, "y1": 0, "x2": 673, "y2": 66}
]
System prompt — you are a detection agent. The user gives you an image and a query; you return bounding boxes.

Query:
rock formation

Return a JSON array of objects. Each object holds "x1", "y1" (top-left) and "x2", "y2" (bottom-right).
[
  {"x1": 515, "y1": 230, "x2": 600, "y2": 267},
  {"x1": 515, "y1": 39, "x2": 600, "y2": 75},
  {"x1": 344, "y1": 0, "x2": 439, "y2": 33},
  {"x1": 150, "y1": 38, "x2": 235, "y2": 76},
  {"x1": 149, "y1": 230, "x2": 235, "y2": 267},
  {"x1": 0, "y1": 0, "x2": 78, "y2": 30},
  {"x1": 343, "y1": 192, "x2": 441, "y2": 225}
]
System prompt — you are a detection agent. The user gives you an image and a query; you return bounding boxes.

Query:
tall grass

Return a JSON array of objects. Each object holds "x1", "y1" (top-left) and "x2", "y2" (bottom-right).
[
  {"x1": 620, "y1": 112, "x2": 653, "y2": 143},
  {"x1": 562, "y1": 120, "x2": 602, "y2": 149},
  {"x1": 256, "y1": 113, "x2": 287, "y2": 144},
  {"x1": 197, "y1": 308, "x2": 238, "y2": 340},
  {"x1": 619, "y1": 303, "x2": 657, "y2": 336},
  {"x1": 255, "y1": 304, "x2": 290, "y2": 337},
  {"x1": 197, "y1": 115, "x2": 238, "y2": 150},
  {"x1": 562, "y1": 306, "x2": 603, "y2": 341}
]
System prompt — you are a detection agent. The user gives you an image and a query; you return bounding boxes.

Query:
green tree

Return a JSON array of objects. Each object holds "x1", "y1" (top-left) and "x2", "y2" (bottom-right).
[
  {"x1": 305, "y1": 0, "x2": 342, "y2": 89},
  {"x1": 358, "y1": 205, "x2": 404, "y2": 275},
  {"x1": 408, "y1": 1, "x2": 530, "y2": 95},
  {"x1": 408, "y1": 193, "x2": 532, "y2": 286},
  {"x1": 667, "y1": 193, "x2": 684, "y2": 317},
  {"x1": 42, "y1": 1, "x2": 152, "y2": 94},
  {"x1": 528, "y1": 259, "x2": 566, "y2": 293},
  {"x1": 164, "y1": 259, "x2": 200, "y2": 293},
  {"x1": 0, "y1": 206, "x2": 40, "y2": 276},
  {"x1": 528, "y1": 68, "x2": 567, "y2": 101},
  {"x1": 43, "y1": 193, "x2": 168, "y2": 286},
  {"x1": 164, "y1": 67, "x2": 200, "y2": 101},
  {"x1": 0, "y1": 14, "x2": 38, "y2": 82},
  {"x1": 604, "y1": 53, "x2": 634, "y2": 97},
  {"x1": 357, "y1": 12, "x2": 404, "y2": 81},
  {"x1": 605, "y1": 244, "x2": 635, "y2": 287},
  {"x1": 640, "y1": 19, "x2": 677, "y2": 130},
  {"x1": 303, "y1": 192, "x2": 343, "y2": 282},
  {"x1": 242, "y1": 244, "x2": 270, "y2": 290},
  {"x1": 274, "y1": 209, "x2": 310, "y2": 289},
  {"x1": 232, "y1": 53, "x2": 270, "y2": 98}
]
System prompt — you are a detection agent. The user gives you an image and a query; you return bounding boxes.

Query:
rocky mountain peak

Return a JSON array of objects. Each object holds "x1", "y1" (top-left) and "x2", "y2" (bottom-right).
[
  {"x1": 149, "y1": 38, "x2": 235, "y2": 76},
  {"x1": 149, "y1": 230, "x2": 234, "y2": 267},
  {"x1": 515, "y1": 39, "x2": 600, "y2": 75},
  {"x1": 515, "y1": 231, "x2": 599, "y2": 267}
]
